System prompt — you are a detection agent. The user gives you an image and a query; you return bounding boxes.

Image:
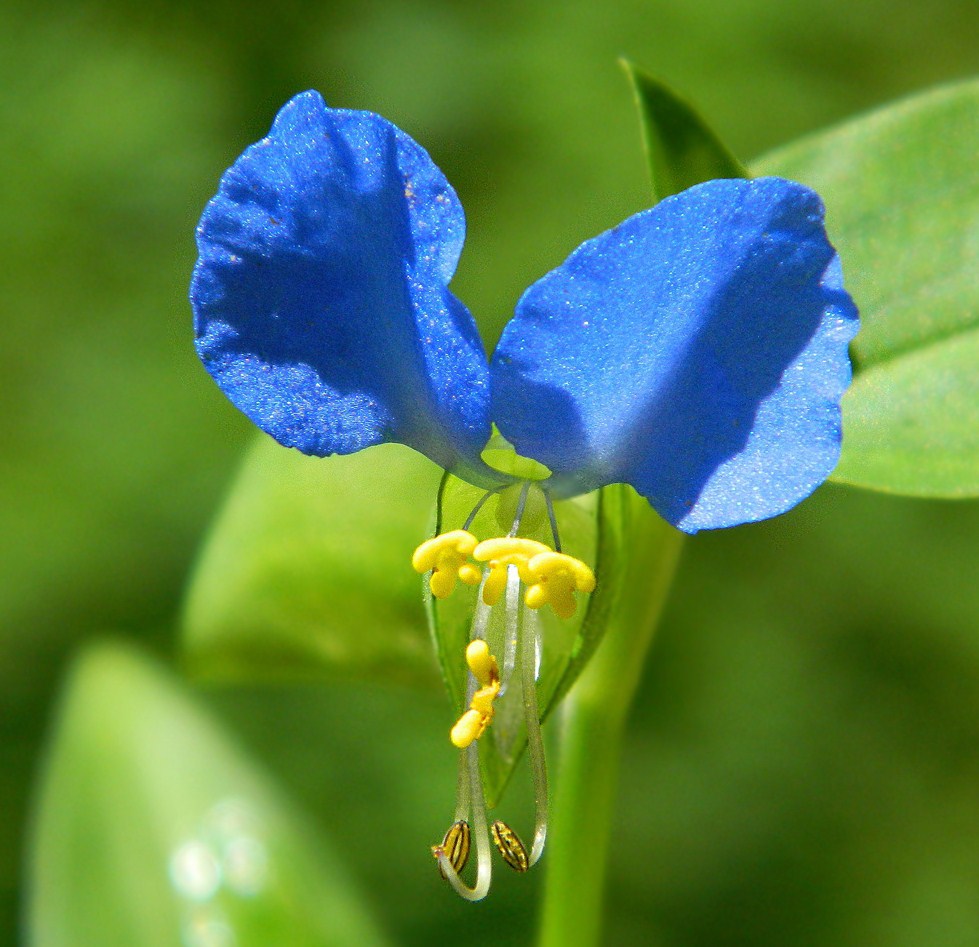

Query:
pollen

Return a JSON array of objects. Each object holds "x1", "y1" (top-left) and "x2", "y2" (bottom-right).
[
  {"x1": 472, "y1": 536, "x2": 551, "y2": 606},
  {"x1": 412, "y1": 530, "x2": 481, "y2": 599},
  {"x1": 523, "y1": 551, "x2": 596, "y2": 620},
  {"x1": 450, "y1": 640, "x2": 501, "y2": 748}
]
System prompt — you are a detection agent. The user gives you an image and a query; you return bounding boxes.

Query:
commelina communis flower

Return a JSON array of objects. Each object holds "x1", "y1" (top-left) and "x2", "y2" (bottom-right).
[{"x1": 191, "y1": 91, "x2": 858, "y2": 899}]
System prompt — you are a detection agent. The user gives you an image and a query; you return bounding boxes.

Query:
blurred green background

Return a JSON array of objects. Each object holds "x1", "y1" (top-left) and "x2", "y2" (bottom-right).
[{"x1": 4, "y1": 0, "x2": 979, "y2": 944}]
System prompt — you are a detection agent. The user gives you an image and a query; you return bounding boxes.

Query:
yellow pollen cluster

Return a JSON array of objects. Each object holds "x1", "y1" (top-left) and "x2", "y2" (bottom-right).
[
  {"x1": 412, "y1": 531, "x2": 596, "y2": 618},
  {"x1": 473, "y1": 537, "x2": 596, "y2": 619},
  {"x1": 472, "y1": 537, "x2": 551, "y2": 606},
  {"x1": 450, "y1": 640, "x2": 501, "y2": 748},
  {"x1": 524, "y1": 550, "x2": 596, "y2": 620},
  {"x1": 411, "y1": 529, "x2": 481, "y2": 599}
]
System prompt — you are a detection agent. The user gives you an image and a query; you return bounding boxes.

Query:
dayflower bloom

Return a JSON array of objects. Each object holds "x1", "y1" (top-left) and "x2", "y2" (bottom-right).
[{"x1": 191, "y1": 91, "x2": 858, "y2": 900}]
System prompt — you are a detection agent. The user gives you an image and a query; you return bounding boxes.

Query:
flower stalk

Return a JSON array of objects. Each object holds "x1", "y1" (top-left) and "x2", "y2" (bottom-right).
[{"x1": 538, "y1": 497, "x2": 684, "y2": 947}]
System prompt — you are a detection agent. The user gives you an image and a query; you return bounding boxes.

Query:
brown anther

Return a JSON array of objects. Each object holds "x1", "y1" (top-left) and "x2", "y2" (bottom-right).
[{"x1": 490, "y1": 819, "x2": 529, "y2": 872}]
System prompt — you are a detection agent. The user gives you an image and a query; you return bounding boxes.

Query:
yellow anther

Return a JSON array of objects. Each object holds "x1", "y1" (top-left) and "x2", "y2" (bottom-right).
[
  {"x1": 481, "y1": 566, "x2": 509, "y2": 608},
  {"x1": 527, "y1": 551, "x2": 596, "y2": 593},
  {"x1": 472, "y1": 537, "x2": 551, "y2": 606},
  {"x1": 465, "y1": 639, "x2": 499, "y2": 689},
  {"x1": 451, "y1": 708, "x2": 490, "y2": 748},
  {"x1": 524, "y1": 551, "x2": 596, "y2": 620},
  {"x1": 450, "y1": 640, "x2": 502, "y2": 748},
  {"x1": 473, "y1": 536, "x2": 552, "y2": 566},
  {"x1": 412, "y1": 530, "x2": 480, "y2": 599}
]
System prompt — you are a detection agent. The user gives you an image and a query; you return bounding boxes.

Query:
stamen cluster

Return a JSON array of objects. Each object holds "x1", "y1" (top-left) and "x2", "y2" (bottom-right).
[
  {"x1": 413, "y1": 532, "x2": 596, "y2": 617},
  {"x1": 412, "y1": 501, "x2": 595, "y2": 901}
]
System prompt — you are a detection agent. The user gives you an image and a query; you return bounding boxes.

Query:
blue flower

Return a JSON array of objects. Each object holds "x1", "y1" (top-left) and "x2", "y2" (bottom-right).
[
  {"x1": 191, "y1": 90, "x2": 858, "y2": 535},
  {"x1": 191, "y1": 90, "x2": 859, "y2": 900}
]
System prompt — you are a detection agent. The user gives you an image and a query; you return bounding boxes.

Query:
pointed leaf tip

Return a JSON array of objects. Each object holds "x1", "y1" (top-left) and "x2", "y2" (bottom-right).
[{"x1": 621, "y1": 61, "x2": 749, "y2": 202}]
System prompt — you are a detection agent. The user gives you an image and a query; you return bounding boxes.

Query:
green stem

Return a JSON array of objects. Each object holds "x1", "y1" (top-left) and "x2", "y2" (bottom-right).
[{"x1": 538, "y1": 493, "x2": 684, "y2": 947}]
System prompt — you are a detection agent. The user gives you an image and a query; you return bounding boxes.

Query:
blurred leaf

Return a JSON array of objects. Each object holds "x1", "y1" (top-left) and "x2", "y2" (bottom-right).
[
  {"x1": 428, "y1": 479, "x2": 636, "y2": 806},
  {"x1": 758, "y1": 79, "x2": 979, "y2": 497},
  {"x1": 182, "y1": 438, "x2": 442, "y2": 686},
  {"x1": 28, "y1": 642, "x2": 390, "y2": 947},
  {"x1": 623, "y1": 61, "x2": 749, "y2": 203}
]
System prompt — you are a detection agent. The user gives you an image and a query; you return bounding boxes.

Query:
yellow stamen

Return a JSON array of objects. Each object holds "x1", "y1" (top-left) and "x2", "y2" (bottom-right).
[
  {"x1": 524, "y1": 550, "x2": 596, "y2": 619},
  {"x1": 412, "y1": 530, "x2": 481, "y2": 599},
  {"x1": 465, "y1": 639, "x2": 498, "y2": 689},
  {"x1": 451, "y1": 708, "x2": 490, "y2": 748},
  {"x1": 472, "y1": 537, "x2": 550, "y2": 606},
  {"x1": 450, "y1": 640, "x2": 501, "y2": 748}
]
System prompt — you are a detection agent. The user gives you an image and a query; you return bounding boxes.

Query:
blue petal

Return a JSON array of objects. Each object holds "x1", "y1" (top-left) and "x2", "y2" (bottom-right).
[
  {"x1": 490, "y1": 177, "x2": 859, "y2": 533},
  {"x1": 191, "y1": 91, "x2": 493, "y2": 481}
]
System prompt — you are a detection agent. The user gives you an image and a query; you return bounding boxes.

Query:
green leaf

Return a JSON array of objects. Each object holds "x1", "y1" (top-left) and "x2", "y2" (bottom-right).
[
  {"x1": 622, "y1": 60, "x2": 749, "y2": 202},
  {"x1": 757, "y1": 79, "x2": 979, "y2": 497},
  {"x1": 182, "y1": 438, "x2": 442, "y2": 686},
  {"x1": 28, "y1": 642, "x2": 390, "y2": 947},
  {"x1": 427, "y1": 479, "x2": 634, "y2": 806}
]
